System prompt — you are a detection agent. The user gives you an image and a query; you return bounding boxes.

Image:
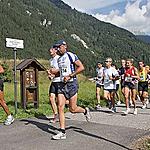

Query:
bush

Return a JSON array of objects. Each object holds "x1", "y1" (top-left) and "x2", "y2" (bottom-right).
[{"x1": 1, "y1": 62, "x2": 13, "y2": 82}]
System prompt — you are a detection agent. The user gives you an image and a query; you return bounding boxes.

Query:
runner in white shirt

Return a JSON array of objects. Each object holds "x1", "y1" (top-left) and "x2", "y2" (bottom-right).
[
  {"x1": 103, "y1": 58, "x2": 119, "y2": 113},
  {"x1": 95, "y1": 62, "x2": 104, "y2": 110},
  {"x1": 47, "y1": 46, "x2": 61, "y2": 123},
  {"x1": 49, "y1": 40, "x2": 91, "y2": 140},
  {"x1": 112, "y1": 64, "x2": 121, "y2": 105},
  {"x1": 57, "y1": 51, "x2": 77, "y2": 82}
]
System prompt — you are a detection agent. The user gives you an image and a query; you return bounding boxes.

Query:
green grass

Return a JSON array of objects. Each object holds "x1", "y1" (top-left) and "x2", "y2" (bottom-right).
[
  {"x1": 0, "y1": 71, "x2": 128, "y2": 122},
  {"x1": 0, "y1": 74, "x2": 103, "y2": 122},
  {"x1": 0, "y1": 72, "x2": 51, "y2": 122},
  {"x1": 0, "y1": 72, "x2": 129, "y2": 122},
  {"x1": 2, "y1": 59, "x2": 149, "y2": 123}
]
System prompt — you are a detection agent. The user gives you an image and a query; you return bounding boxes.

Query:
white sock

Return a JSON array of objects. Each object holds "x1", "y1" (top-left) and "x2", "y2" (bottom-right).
[{"x1": 7, "y1": 114, "x2": 12, "y2": 118}]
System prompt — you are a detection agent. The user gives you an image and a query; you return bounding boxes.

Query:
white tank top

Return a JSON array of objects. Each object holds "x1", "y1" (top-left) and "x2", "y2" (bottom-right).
[{"x1": 49, "y1": 55, "x2": 61, "y2": 82}]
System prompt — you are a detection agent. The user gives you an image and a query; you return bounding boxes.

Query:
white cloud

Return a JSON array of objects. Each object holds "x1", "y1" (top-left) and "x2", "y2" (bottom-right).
[
  {"x1": 62, "y1": 0, "x2": 123, "y2": 12},
  {"x1": 93, "y1": 0, "x2": 150, "y2": 35}
]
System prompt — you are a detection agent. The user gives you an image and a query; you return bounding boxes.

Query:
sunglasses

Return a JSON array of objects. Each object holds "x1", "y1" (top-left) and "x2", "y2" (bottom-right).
[{"x1": 105, "y1": 61, "x2": 111, "y2": 63}]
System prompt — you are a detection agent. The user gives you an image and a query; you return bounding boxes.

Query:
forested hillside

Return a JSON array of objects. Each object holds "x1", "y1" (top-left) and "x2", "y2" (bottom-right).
[{"x1": 1, "y1": 0, "x2": 150, "y2": 75}]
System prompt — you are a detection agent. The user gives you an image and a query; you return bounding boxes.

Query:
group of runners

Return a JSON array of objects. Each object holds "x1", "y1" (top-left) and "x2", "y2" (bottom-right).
[
  {"x1": 95, "y1": 58, "x2": 150, "y2": 115},
  {"x1": 0, "y1": 39, "x2": 150, "y2": 141},
  {"x1": 0, "y1": 39, "x2": 91, "y2": 140},
  {"x1": 47, "y1": 41, "x2": 150, "y2": 140}
]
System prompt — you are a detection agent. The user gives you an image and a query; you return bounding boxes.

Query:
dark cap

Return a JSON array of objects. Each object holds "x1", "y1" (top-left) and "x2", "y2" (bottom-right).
[
  {"x1": 52, "y1": 45, "x2": 58, "y2": 49},
  {"x1": 49, "y1": 45, "x2": 58, "y2": 51},
  {"x1": 54, "y1": 40, "x2": 66, "y2": 47},
  {"x1": 97, "y1": 61, "x2": 103, "y2": 65}
]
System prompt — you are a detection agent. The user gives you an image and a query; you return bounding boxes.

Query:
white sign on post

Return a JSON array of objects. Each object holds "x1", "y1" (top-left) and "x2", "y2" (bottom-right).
[{"x1": 6, "y1": 38, "x2": 24, "y2": 49}]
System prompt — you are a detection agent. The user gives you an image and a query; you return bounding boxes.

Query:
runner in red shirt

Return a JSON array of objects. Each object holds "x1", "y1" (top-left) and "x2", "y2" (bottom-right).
[{"x1": 123, "y1": 59, "x2": 139, "y2": 115}]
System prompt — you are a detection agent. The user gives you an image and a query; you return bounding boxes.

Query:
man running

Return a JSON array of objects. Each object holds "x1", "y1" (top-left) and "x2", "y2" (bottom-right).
[
  {"x1": 145, "y1": 65, "x2": 150, "y2": 89},
  {"x1": 103, "y1": 58, "x2": 119, "y2": 113},
  {"x1": 123, "y1": 59, "x2": 139, "y2": 115},
  {"x1": 47, "y1": 46, "x2": 60, "y2": 123},
  {"x1": 50, "y1": 40, "x2": 91, "y2": 140},
  {"x1": 95, "y1": 62, "x2": 104, "y2": 110},
  {"x1": 138, "y1": 61, "x2": 149, "y2": 109},
  {"x1": 118, "y1": 59, "x2": 126, "y2": 100},
  {"x1": 112, "y1": 64, "x2": 121, "y2": 105}
]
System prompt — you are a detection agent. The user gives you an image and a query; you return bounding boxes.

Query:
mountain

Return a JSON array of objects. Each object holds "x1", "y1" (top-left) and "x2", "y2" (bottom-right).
[
  {"x1": 136, "y1": 35, "x2": 150, "y2": 44},
  {"x1": 0, "y1": 0, "x2": 150, "y2": 76}
]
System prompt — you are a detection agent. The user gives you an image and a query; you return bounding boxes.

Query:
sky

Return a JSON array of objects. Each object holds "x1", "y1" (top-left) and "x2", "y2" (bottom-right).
[{"x1": 62, "y1": 0, "x2": 150, "y2": 35}]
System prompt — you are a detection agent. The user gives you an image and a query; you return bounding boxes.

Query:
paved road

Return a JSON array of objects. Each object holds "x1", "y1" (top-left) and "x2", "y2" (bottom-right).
[{"x1": 0, "y1": 103, "x2": 150, "y2": 150}]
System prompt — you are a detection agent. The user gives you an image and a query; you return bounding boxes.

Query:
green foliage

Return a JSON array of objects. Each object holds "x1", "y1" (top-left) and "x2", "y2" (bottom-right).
[
  {"x1": 1, "y1": 62, "x2": 13, "y2": 82},
  {"x1": 0, "y1": 0, "x2": 150, "y2": 76}
]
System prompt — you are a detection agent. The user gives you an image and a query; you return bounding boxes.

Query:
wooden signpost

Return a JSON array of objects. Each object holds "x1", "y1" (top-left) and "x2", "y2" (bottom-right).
[{"x1": 6, "y1": 38, "x2": 24, "y2": 114}]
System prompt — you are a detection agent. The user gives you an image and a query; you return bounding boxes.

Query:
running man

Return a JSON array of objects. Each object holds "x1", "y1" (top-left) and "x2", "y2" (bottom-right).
[
  {"x1": 103, "y1": 58, "x2": 119, "y2": 113},
  {"x1": 145, "y1": 65, "x2": 150, "y2": 88},
  {"x1": 112, "y1": 64, "x2": 121, "y2": 105},
  {"x1": 138, "y1": 61, "x2": 149, "y2": 109},
  {"x1": 0, "y1": 64, "x2": 14, "y2": 125},
  {"x1": 123, "y1": 59, "x2": 139, "y2": 115},
  {"x1": 50, "y1": 40, "x2": 91, "y2": 140},
  {"x1": 47, "y1": 46, "x2": 60, "y2": 123},
  {"x1": 95, "y1": 62, "x2": 104, "y2": 110},
  {"x1": 118, "y1": 59, "x2": 126, "y2": 101}
]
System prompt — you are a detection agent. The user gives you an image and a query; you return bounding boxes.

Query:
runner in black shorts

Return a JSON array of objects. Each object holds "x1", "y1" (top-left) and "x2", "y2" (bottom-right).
[
  {"x1": 47, "y1": 46, "x2": 61, "y2": 123},
  {"x1": 138, "y1": 61, "x2": 149, "y2": 109},
  {"x1": 118, "y1": 59, "x2": 126, "y2": 94},
  {"x1": 95, "y1": 62, "x2": 104, "y2": 110},
  {"x1": 112, "y1": 64, "x2": 121, "y2": 105},
  {"x1": 123, "y1": 59, "x2": 139, "y2": 115},
  {"x1": 50, "y1": 40, "x2": 91, "y2": 140}
]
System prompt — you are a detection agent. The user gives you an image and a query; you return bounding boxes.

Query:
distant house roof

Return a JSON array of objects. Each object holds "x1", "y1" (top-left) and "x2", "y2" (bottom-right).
[{"x1": 16, "y1": 58, "x2": 46, "y2": 71}]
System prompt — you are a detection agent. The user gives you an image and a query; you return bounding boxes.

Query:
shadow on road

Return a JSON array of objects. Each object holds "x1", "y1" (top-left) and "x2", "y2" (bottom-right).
[
  {"x1": 20, "y1": 119, "x2": 83, "y2": 136},
  {"x1": 21, "y1": 119, "x2": 57, "y2": 135},
  {"x1": 35, "y1": 115, "x2": 71, "y2": 121},
  {"x1": 74, "y1": 128, "x2": 133, "y2": 150}
]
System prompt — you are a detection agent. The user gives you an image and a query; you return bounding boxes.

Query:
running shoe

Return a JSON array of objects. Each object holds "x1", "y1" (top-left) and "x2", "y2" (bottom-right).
[
  {"x1": 133, "y1": 108, "x2": 138, "y2": 115},
  {"x1": 146, "y1": 99, "x2": 149, "y2": 105},
  {"x1": 84, "y1": 107, "x2": 91, "y2": 122},
  {"x1": 123, "y1": 108, "x2": 130, "y2": 115},
  {"x1": 108, "y1": 101, "x2": 112, "y2": 109},
  {"x1": 129, "y1": 100, "x2": 134, "y2": 107},
  {"x1": 4, "y1": 115, "x2": 14, "y2": 125},
  {"x1": 96, "y1": 104, "x2": 101, "y2": 110},
  {"x1": 49, "y1": 114, "x2": 59, "y2": 123},
  {"x1": 117, "y1": 101, "x2": 121, "y2": 105},
  {"x1": 111, "y1": 107, "x2": 117, "y2": 113},
  {"x1": 52, "y1": 131, "x2": 66, "y2": 140},
  {"x1": 141, "y1": 104, "x2": 147, "y2": 109}
]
